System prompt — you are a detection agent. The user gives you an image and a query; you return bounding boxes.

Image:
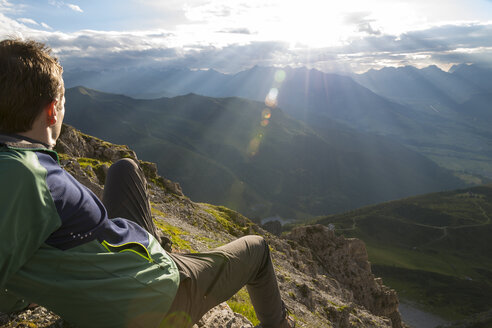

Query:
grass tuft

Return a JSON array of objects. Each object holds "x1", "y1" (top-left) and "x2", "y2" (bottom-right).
[{"x1": 226, "y1": 287, "x2": 259, "y2": 326}]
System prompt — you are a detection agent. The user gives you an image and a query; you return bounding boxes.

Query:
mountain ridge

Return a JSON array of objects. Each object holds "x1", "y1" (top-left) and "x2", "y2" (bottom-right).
[
  {"x1": 64, "y1": 64, "x2": 492, "y2": 182},
  {"x1": 64, "y1": 86, "x2": 464, "y2": 221}
]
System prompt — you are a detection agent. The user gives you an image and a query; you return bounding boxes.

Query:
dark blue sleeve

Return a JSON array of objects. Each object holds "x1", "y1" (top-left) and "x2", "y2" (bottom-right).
[{"x1": 37, "y1": 152, "x2": 149, "y2": 250}]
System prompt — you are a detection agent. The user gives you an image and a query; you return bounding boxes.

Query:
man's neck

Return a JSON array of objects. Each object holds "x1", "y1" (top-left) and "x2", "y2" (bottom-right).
[{"x1": 17, "y1": 129, "x2": 55, "y2": 149}]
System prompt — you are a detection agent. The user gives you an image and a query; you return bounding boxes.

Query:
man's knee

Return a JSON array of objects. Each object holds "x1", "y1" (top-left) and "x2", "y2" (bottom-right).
[
  {"x1": 241, "y1": 235, "x2": 270, "y2": 257},
  {"x1": 104, "y1": 158, "x2": 146, "y2": 200},
  {"x1": 106, "y1": 158, "x2": 147, "y2": 187},
  {"x1": 108, "y1": 158, "x2": 140, "y2": 177},
  {"x1": 243, "y1": 235, "x2": 266, "y2": 246}
]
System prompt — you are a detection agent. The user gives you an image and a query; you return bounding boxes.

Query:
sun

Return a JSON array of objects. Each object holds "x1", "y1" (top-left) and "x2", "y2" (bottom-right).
[
  {"x1": 181, "y1": 0, "x2": 424, "y2": 51},
  {"x1": 182, "y1": 0, "x2": 368, "y2": 48},
  {"x1": 262, "y1": 1, "x2": 355, "y2": 48}
]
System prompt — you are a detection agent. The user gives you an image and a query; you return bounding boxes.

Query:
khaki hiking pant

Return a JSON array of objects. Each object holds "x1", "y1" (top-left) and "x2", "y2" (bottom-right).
[{"x1": 102, "y1": 159, "x2": 286, "y2": 328}]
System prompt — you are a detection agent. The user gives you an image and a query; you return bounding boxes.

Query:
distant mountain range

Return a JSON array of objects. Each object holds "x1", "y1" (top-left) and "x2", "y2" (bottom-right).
[
  {"x1": 351, "y1": 64, "x2": 492, "y2": 131},
  {"x1": 316, "y1": 183, "x2": 492, "y2": 323},
  {"x1": 352, "y1": 64, "x2": 492, "y2": 181},
  {"x1": 64, "y1": 64, "x2": 492, "y2": 182},
  {"x1": 64, "y1": 87, "x2": 462, "y2": 220},
  {"x1": 352, "y1": 64, "x2": 492, "y2": 109}
]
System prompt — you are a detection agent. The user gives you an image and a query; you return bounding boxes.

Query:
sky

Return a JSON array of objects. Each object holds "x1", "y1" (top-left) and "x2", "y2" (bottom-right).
[{"x1": 1, "y1": 0, "x2": 492, "y2": 73}]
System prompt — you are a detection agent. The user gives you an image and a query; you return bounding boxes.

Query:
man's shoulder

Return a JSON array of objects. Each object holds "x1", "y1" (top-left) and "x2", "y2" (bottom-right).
[{"x1": 0, "y1": 147, "x2": 46, "y2": 181}]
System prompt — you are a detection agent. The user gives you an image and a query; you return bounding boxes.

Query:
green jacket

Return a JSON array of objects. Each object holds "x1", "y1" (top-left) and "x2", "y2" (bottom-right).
[{"x1": 0, "y1": 135, "x2": 179, "y2": 328}]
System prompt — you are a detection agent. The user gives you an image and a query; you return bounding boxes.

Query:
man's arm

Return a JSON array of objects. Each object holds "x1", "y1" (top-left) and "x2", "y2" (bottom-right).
[{"x1": 0, "y1": 152, "x2": 61, "y2": 294}]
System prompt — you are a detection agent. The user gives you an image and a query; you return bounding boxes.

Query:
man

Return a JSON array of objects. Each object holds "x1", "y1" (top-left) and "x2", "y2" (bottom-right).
[{"x1": 0, "y1": 39, "x2": 293, "y2": 328}]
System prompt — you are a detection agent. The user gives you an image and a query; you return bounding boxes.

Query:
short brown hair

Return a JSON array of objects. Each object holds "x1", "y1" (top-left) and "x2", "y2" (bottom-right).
[{"x1": 0, "y1": 39, "x2": 64, "y2": 133}]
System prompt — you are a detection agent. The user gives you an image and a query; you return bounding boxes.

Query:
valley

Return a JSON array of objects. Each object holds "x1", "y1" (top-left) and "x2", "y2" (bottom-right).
[{"x1": 316, "y1": 185, "x2": 492, "y2": 323}]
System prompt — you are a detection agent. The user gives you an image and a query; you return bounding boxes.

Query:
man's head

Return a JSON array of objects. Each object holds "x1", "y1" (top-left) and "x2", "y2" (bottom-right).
[{"x1": 0, "y1": 38, "x2": 64, "y2": 136}]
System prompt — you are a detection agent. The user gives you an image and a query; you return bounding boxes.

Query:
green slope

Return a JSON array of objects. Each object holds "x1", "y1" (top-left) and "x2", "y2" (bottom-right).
[
  {"x1": 65, "y1": 86, "x2": 463, "y2": 220},
  {"x1": 316, "y1": 184, "x2": 492, "y2": 320}
]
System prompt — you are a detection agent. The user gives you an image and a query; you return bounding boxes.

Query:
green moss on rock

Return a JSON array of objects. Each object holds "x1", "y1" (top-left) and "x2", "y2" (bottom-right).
[
  {"x1": 151, "y1": 208, "x2": 192, "y2": 251},
  {"x1": 226, "y1": 287, "x2": 259, "y2": 326},
  {"x1": 76, "y1": 157, "x2": 111, "y2": 184},
  {"x1": 202, "y1": 204, "x2": 256, "y2": 237}
]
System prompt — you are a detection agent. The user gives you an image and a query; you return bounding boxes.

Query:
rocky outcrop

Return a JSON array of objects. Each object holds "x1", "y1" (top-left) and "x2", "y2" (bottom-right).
[
  {"x1": 195, "y1": 303, "x2": 253, "y2": 328},
  {"x1": 55, "y1": 124, "x2": 183, "y2": 198},
  {"x1": 286, "y1": 225, "x2": 402, "y2": 327},
  {"x1": 1, "y1": 125, "x2": 405, "y2": 328},
  {"x1": 0, "y1": 306, "x2": 73, "y2": 328},
  {"x1": 55, "y1": 124, "x2": 137, "y2": 161},
  {"x1": 262, "y1": 220, "x2": 282, "y2": 236}
]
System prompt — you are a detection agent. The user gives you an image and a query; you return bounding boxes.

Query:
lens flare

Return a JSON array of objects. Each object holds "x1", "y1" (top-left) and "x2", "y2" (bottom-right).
[
  {"x1": 268, "y1": 88, "x2": 278, "y2": 99},
  {"x1": 262, "y1": 108, "x2": 271, "y2": 119},
  {"x1": 274, "y1": 70, "x2": 286, "y2": 83},
  {"x1": 265, "y1": 88, "x2": 278, "y2": 108},
  {"x1": 261, "y1": 119, "x2": 269, "y2": 127},
  {"x1": 248, "y1": 137, "x2": 261, "y2": 156},
  {"x1": 248, "y1": 133, "x2": 264, "y2": 156}
]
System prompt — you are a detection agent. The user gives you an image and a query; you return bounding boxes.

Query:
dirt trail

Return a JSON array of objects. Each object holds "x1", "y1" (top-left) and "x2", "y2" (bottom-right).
[{"x1": 336, "y1": 199, "x2": 490, "y2": 248}]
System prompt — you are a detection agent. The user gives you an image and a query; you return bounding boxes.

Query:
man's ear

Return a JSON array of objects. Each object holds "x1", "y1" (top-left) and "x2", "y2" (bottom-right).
[{"x1": 45, "y1": 101, "x2": 57, "y2": 126}]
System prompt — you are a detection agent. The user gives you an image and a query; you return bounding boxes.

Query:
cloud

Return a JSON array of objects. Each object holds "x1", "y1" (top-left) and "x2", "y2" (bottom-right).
[
  {"x1": 47, "y1": 1, "x2": 83, "y2": 13},
  {"x1": 429, "y1": 47, "x2": 492, "y2": 69},
  {"x1": 357, "y1": 22, "x2": 381, "y2": 36},
  {"x1": 168, "y1": 41, "x2": 289, "y2": 72},
  {"x1": 185, "y1": 3, "x2": 233, "y2": 21},
  {"x1": 0, "y1": 0, "x2": 19, "y2": 13},
  {"x1": 22, "y1": 22, "x2": 492, "y2": 73},
  {"x1": 66, "y1": 3, "x2": 83, "y2": 13},
  {"x1": 51, "y1": 32, "x2": 289, "y2": 73},
  {"x1": 217, "y1": 28, "x2": 252, "y2": 34},
  {"x1": 272, "y1": 22, "x2": 492, "y2": 72},
  {"x1": 0, "y1": 12, "x2": 35, "y2": 38},
  {"x1": 18, "y1": 18, "x2": 38, "y2": 26},
  {"x1": 1, "y1": 5, "x2": 492, "y2": 74},
  {"x1": 342, "y1": 23, "x2": 492, "y2": 55},
  {"x1": 331, "y1": 23, "x2": 492, "y2": 71},
  {"x1": 29, "y1": 30, "x2": 180, "y2": 70},
  {"x1": 344, "y1": 12, "x2": 381, "y2": 36},
  {"x1": 41, "y1": 22, "x2": 53, "y2": 30}
]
